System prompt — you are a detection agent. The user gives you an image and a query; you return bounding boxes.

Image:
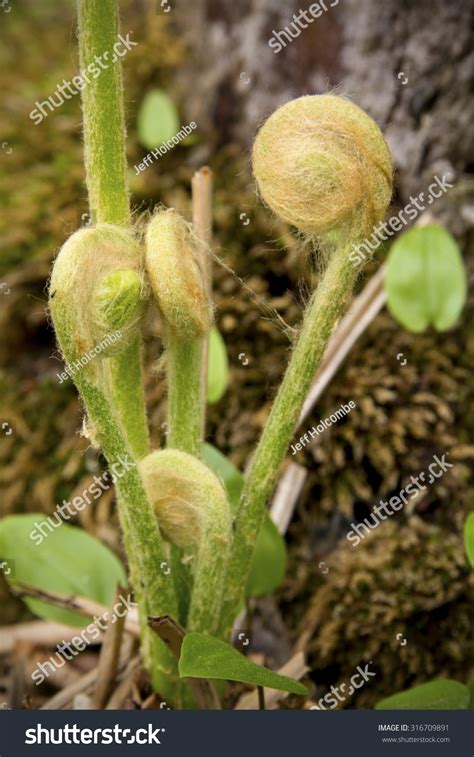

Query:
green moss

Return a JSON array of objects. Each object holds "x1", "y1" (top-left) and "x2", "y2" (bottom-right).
[{"x1": 288, "y1": 518, "x2": 473, "y2": 708}]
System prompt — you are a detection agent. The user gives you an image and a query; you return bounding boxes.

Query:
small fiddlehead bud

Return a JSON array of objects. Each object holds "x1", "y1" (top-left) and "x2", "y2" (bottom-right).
[
  {"x1": 140, "y1": 449, "x2": 232, "y2": 634},
  {"x1": 140, "y1": 449, "x2": 230, "y2": 551},
  {"x1": 50, "y1": 224, "x2": 146, "y2": 367},
  {"x1": 145, "y1": 208, "x2": 212, "y2": 339}
]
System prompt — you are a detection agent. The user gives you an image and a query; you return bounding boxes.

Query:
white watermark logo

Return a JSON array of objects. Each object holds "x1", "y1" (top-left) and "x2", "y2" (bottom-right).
[
  {"x1": 346, "y1": 453, "x2": 454, "y2": 547},
  {"x1": 134, "y1": 121, "x2": 197, "y2": 175},
  {"x1": 291, "y1": 401, "x2": 356, "y2": 454},
  {"x1": 29, "y1": 32, "x2": 138, "y2": 125},
  {"x1": 349, "y1": 174, "x2": 454, "y2": 267},
  {"x1": 29, "y1": 455, "x2": 135, "y2": 546},
  {"x1": 56, "y1": 330, "x2": 122, "y2": 383},
  {"x1": 31, "y1": 593, "x2": 137, "y2": 686},
  {"x1": 311, "y1": 662, "x2": 376, "y2": 709},
  {"x1": 268, "y1": 1, "x2": 340, "y2": 54},
  {"x1": 25, "y1": 723, "x2": 164, "y2": 746}
]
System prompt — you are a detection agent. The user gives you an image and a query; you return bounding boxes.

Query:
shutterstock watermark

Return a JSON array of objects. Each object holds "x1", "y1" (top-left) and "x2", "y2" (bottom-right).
[
  {"x1": 29, "y1": 455, "x2": 135, "y2": 546},
  {"x1": 29, "y1": 32, "x2": 138, "y2": 125},
  {"x1": 56, "y1": 330, "x2": 122, "y2": 383},
  {"x1": 268, "y1": 1, "x2": 340, "y2": 54},
  {"x1": 349, "y1": 174, "x2": 454, "y2": 267},
  {"x1": 311, "y1": 662, "x2": 376, "y2": 709},
  {"x1": 346, "y1": 453, "x2": 454, "y2": 547},
  {"x1": 31, "y1": 593, "x2": 137, "y2": 686},
  {"x1": 291, "y1": 401, "x2": 356, "y2": 454},
  {"x1": 25, "y1": 724, "x2": 164, "y2": 746},
  {"x1": 134, "y1": 121, "x2": 197, "y2": 175}
]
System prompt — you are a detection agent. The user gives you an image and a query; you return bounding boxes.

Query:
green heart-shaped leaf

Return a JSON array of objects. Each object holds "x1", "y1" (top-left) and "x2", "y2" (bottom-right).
[
  {"x1": 385, "y1": 225, "x2": 466, "y2": 333},
  {"x1": 464, "y1": 513, "x2": 474, "y2": 568},
  {"x1": 245, "y1": 515, "x2": 287, "y2": 598},
  {"x1": 179, "y1": 632, "x2": 308, "y2": 695},
  {"x1": 207, "y1": 327, "x2": 229, "y2": 404},
  {"x1": 137, "y1": 89, "x2": 180, "y2": 150},
  {"x1": 0, "y1": 514, "x2": 126, "y2": 627},
  {"x1": 375, "y1": 679, "x2": 470, "y2": 710},
  {"x1": 202, "y1": 443, "x2": 243, "y2": 508}
]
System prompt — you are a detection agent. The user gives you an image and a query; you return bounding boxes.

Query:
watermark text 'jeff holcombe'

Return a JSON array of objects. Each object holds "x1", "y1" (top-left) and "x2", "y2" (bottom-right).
[
  {"x1": 134, "y1": 121, "x2": 197, "y2": 175},
  {"x1": 291, "y1": 401, "x2": 356, "y2": 454}
]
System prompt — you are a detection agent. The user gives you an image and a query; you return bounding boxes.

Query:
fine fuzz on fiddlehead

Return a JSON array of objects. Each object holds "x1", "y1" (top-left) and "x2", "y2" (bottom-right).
[
  {"x1": 220, "y1": 94, "x2": 394, "y2": 637},
  {"x1": 92, "y1": 269, "x2": 144, "y2": 355},
  {"x1": 140, "y1": 450, "x2": 232, "y2": 635},
  {"x1": 51, "y1": 224, "x2": 150, "y2": 460},
  {"x1": 252, "y1": 94, "x2": 392, "y2": 242},
  {"x1": 146, "y1": 209, "x2": 213, "y2": 339},
  {"x1": 50, "y1": 224, "x2": 145, "y2": 367}
]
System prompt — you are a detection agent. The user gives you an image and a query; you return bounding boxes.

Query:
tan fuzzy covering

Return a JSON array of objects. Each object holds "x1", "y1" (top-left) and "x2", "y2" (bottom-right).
[
  {"x1": 145, "y1": 209, "x2": 213, "y2": 338},
  {"x1": 252, "y1": 95, "x2": 393, "y2": 240},
  {"x1": 49, "y1": 224, "x2": 145, "y2": 358},
  {"x1": 139, "y1": 449, "x2": 231, "y2": 550}
]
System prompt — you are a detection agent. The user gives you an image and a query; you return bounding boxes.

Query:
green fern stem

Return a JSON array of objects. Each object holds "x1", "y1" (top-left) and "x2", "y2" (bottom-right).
[
  {"x1": 219, "y1": 244, "x2": 359, "y2": 637},
  {"x1": 166, "y1": 334, "x2": 203, "y2": 457},
  {"x1": 77, "y1": 0, "x2": 130, "y2": 227}
]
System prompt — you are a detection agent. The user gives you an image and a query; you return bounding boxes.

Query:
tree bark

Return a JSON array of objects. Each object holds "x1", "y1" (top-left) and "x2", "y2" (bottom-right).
[{"x1": 175, "y1": 0, "x2": 474, "y2": 236}]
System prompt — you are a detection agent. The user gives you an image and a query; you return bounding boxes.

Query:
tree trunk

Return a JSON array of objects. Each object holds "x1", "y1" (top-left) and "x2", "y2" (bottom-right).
[{"x1": 175, "y1": 0, "x2": 473, "y2": 236}]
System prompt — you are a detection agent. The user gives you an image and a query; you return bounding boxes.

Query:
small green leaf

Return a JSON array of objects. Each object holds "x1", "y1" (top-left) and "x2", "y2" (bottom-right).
[
  {"x1": 137, "y1": 90, "x2": 180, "y2": 150},
  {"x1": 464, "y1": 513, "x2": 474, "y2": 568},
  {"x1": 0, "y1": 514, "x2": 127, "y2": 627},
  {"x1": 207, "y1": 327, "x2": 229, "y2": 404},
  {"x1": 385, "y1": 225, "x2": 467, "y2": 333},
  {"x1": 202, "y1": 444, "x2": 287, "y2": 596},
  {"x1": 375, "y1": 680, "x2": 470, "y2": 710},
  {"x1": 202, "y1": 443, "x2": 243, "y2": 508},
  {"x1": 246, "y1": 516, "x2": 287, "y2": 598},
  {"x1": 179, "y1": 632, "x2": 308, "y2": 695}
]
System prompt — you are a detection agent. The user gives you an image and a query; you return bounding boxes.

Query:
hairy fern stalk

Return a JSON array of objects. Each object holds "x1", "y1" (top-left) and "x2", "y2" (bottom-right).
[{"x1": 49, "y1": 1, "x2": 393, "y2": 707}]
